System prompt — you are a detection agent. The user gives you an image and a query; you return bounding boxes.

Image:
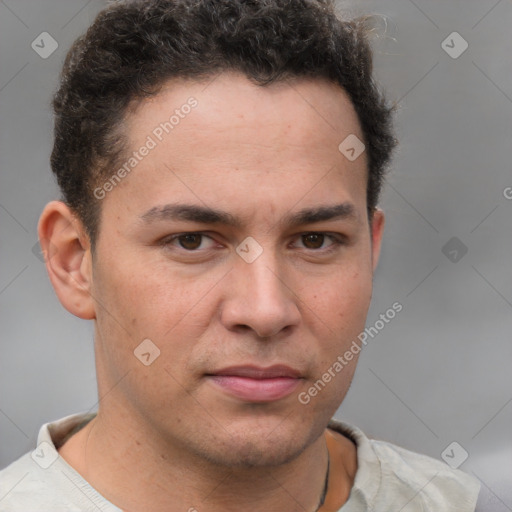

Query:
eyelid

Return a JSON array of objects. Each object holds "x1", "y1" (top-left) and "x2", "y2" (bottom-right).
[
  {"x1": 159, "y1": 231, "x2": 217, "y2": 249},
  {"x1": 159, "y1": 230, "x2": 347, "y2": 253},
  {"x1": 291, "y1": 232, "x2": 347, "y2": 251}
]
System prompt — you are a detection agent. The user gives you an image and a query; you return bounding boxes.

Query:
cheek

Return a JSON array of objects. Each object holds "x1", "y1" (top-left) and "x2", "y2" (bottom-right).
[
  {"x1": 302, "y1": 267, "x2": 372, "y2": 332},
  {"x1": 95, "y1": 257, "x2": 182, "y2": 322},
  {"x1": 298, "y1": 271, "x2": 370, "y2": 413},
  {"x1": 92, "y1": 258, "x2": 220, "y2": 369},
  {"x1": 91, "y1": 261, "x2": 204, "y2": 406}
]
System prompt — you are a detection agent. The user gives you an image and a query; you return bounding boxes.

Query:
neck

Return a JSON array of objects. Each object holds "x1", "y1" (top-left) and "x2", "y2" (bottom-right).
[{"x1": 58, "y1": 408, "x2": 336, "y2": 512}]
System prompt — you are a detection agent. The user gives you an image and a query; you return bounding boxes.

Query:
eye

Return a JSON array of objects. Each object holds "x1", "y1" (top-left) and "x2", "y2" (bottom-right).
[
  {"x1": 160, "y1": 232, "x2": 217, "y2": 251},
  {"x1": 294, "y1": 232, "x2": 345, "y2": 252}
]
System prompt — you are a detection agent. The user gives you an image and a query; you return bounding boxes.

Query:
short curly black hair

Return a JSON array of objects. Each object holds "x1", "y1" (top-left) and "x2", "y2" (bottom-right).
[{"x1": 51, "y1": 0, "x2": 397, "y2": 249}]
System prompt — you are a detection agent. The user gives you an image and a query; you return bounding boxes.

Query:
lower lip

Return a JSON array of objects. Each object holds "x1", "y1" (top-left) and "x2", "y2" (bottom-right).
[{"x1": 208, "y1": 375, "x2": 301, "y2": 402}]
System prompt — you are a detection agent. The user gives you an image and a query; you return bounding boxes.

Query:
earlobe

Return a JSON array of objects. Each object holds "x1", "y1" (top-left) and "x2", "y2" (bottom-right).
[
  {"x1": 38, "y1": 201, "x2": 96, "y2": 320},
  {"x1": 370, "y1": 208, "x2": 385, "y2": 272}
]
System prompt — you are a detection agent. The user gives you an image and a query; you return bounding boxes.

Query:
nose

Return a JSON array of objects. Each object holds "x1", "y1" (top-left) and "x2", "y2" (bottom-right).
[{"x1": 219, "y1": 250, "x2": 301, "y2": 339}]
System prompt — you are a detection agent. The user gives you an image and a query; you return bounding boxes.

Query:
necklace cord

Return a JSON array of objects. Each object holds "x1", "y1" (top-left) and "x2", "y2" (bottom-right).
[{"x1": 315, "y1": 450, "x2": 330, "y2": 511}]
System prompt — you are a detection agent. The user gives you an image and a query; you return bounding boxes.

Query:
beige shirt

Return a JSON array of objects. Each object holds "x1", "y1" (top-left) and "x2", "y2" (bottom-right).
[{"x1": 0, "y1": 412, "x2": 480, "y2": 511}]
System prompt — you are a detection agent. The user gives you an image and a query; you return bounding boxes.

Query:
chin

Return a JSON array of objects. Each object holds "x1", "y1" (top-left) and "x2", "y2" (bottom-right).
[
  {"x1": 192, "y1": 413, "x2": 324, "y2": 468},
  {"x1": 203, "y1": 435, "x2": 306, "y2": 468}
]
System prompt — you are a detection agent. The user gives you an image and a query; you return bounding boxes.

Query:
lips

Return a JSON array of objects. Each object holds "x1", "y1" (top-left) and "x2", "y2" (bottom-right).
[
  {"x1": 206, "y1": 365, "x2": 303, "y2": 402},
  {"x1": 211, "y1": 364, "x2": 302, "y2": 379}
]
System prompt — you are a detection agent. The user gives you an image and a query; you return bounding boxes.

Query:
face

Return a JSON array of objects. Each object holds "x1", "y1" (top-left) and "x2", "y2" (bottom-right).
[{"x1": 88, "y1": 73, "x2": 383, "y2": 467}]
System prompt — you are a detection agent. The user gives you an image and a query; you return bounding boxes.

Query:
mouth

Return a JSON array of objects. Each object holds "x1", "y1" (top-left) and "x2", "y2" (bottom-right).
[{"x1": 205, "y1": 365, "x2": 303, "y2": 402}]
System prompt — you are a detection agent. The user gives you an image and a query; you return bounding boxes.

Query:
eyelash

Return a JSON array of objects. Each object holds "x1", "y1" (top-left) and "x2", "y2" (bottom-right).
[{"x1": 159, "y1": 231, "x2": 346, "y2": 254}]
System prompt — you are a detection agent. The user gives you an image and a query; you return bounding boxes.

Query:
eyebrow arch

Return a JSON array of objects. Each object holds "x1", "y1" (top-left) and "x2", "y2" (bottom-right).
[
  {"x1": 281, "y1": 203, "x2": 359, "y2": 228},
  {"x1": 139, "y1": 202, "x2": 358, "y2": 228},
  {"x1": 139, "y1": 203, "x2": 241, "y2": 227}
]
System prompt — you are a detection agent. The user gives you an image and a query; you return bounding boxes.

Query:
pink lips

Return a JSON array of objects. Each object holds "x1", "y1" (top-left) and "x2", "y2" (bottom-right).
[{"x1": 207, "y1": 365, "x2": 302, "y2": 402}]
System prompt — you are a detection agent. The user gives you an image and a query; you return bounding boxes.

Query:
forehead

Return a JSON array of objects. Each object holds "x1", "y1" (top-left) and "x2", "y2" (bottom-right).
[
  {"x1": 105, "y1": 72, "x2": 368, "y2": 222},
  {"x1": 127, "y1": 72, "x2": 364, "y2": 152}
]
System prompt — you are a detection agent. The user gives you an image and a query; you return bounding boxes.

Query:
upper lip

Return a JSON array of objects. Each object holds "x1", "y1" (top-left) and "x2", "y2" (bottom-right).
[{"x1": 208, "y1": 365, "x2": 302, "y2": 379}]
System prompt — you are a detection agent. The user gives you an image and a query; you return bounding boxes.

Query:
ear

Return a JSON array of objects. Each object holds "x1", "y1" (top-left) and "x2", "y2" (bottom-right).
[
  {"x1": 38, "y1": 201, "x2": 95, "y2": 320},
  {"x1": 370, "y1": 208, "x2": 385, "y2": 272}
]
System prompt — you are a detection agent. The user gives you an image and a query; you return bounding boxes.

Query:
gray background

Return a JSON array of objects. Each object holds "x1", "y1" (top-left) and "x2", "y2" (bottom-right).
[{"x1": 1, "y1": 0, "x2": 511, "y2": 509}]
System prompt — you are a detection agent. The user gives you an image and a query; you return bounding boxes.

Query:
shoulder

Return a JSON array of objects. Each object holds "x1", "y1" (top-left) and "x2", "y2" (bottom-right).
[
  {"x1": 0, "y1": 413, "x2": 120, "y2": 511},
  {"x1": 370, "y1": 438, "x2": 480, "y2": 511},
  {"x1": 0, "y1": 449, "x2": 104, "y2": 512},
  {"x1": 328, "y1": 419, "x2": 480, "y2": 512},
  {"x1": 0, "y1": 451, "x2": 72, "y2": 511}
]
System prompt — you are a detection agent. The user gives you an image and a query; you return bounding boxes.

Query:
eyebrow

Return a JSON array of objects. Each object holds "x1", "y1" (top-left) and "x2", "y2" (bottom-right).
[{"x1": 139, "y1": 202, "x2": 359, "y2": 228}]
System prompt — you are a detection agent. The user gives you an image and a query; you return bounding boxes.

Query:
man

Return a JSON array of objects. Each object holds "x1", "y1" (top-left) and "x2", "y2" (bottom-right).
[{"x1": 0, "y1": 0, "x2": 480, "y2": 510}]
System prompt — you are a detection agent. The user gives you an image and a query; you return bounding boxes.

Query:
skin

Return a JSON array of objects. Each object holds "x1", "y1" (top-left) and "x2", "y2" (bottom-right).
[{"x1": 39, "y1": 72, "x2": 384, "y2": 512}]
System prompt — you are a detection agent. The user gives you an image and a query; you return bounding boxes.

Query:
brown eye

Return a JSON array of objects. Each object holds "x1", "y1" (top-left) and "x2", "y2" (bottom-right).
[
  {"x1": 302, "y1": 233, "x2": 325, "y2": 249},
  {"x1": 177, "y1": 233, "x2": 203, "y2": 250},
  {"x1": 160, "y1": 232, "x2": 218, "y2": 253}
]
